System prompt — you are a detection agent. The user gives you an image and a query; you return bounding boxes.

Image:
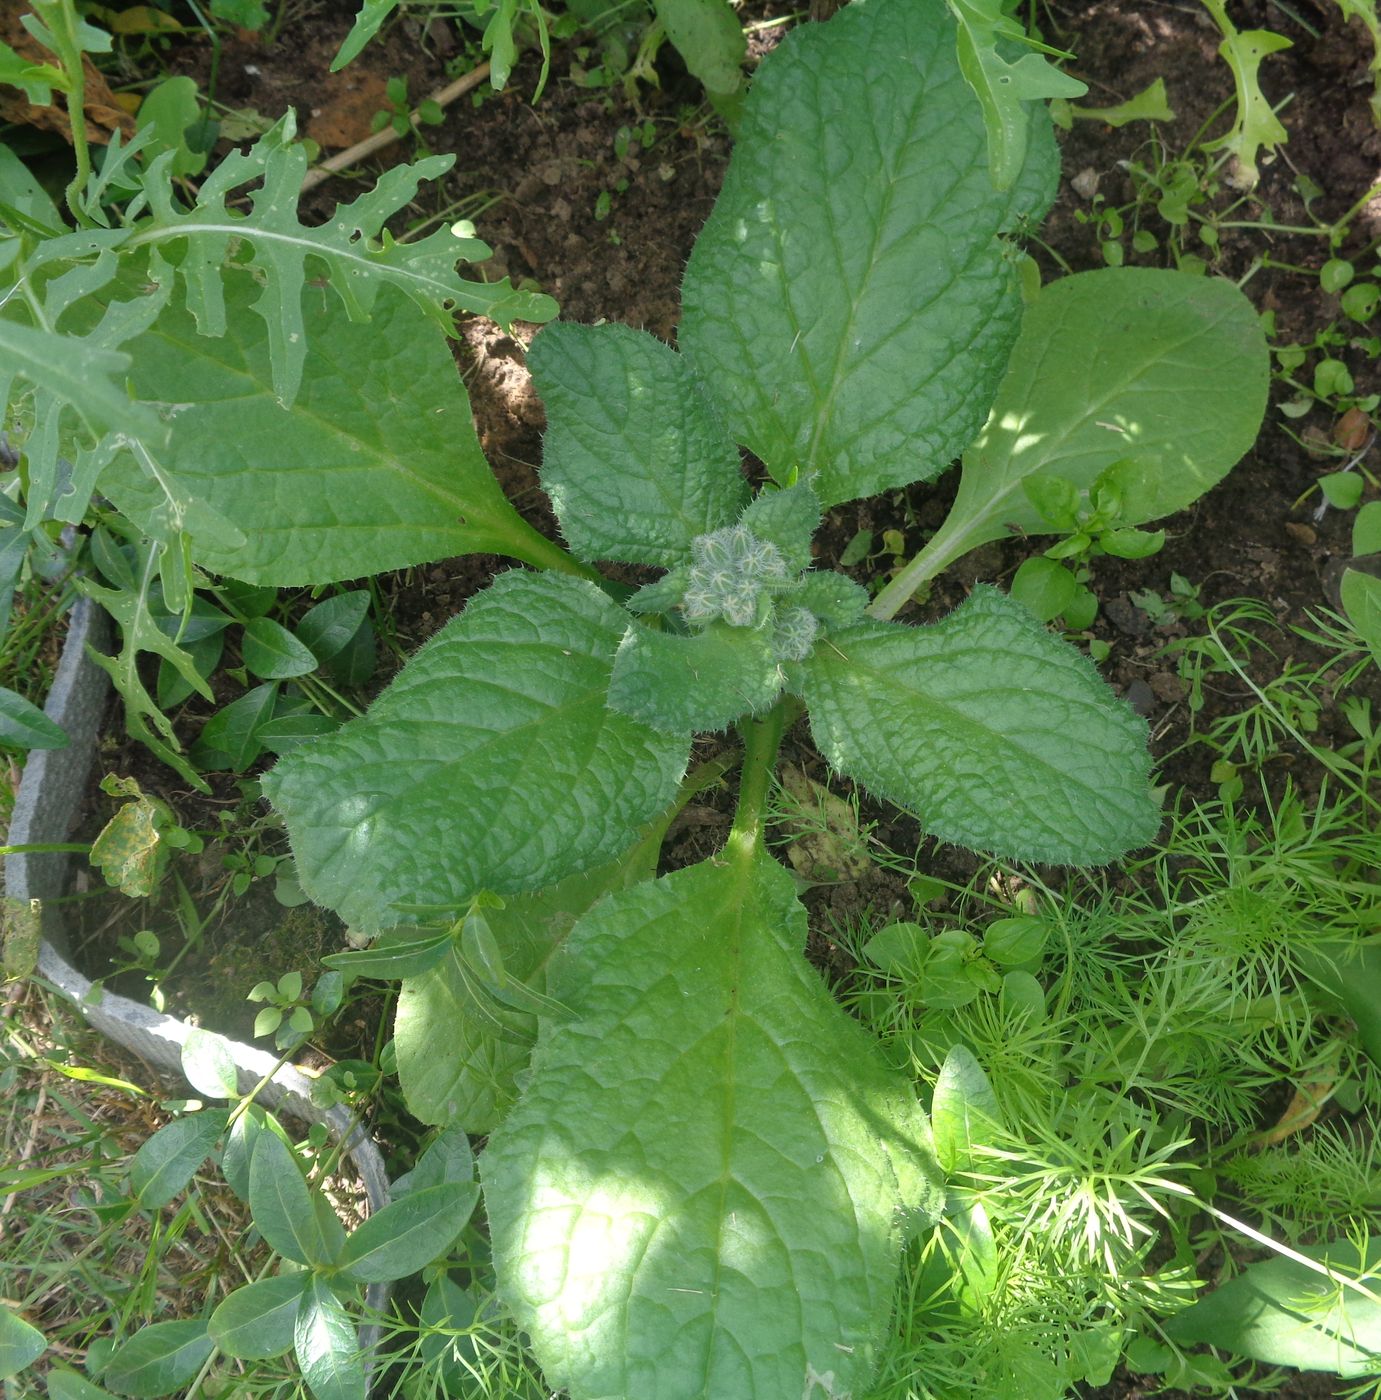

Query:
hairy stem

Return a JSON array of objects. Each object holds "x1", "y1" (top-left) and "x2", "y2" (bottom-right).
[{"x1": 728, "y1": 695, "x2": 800, "y2": 853}]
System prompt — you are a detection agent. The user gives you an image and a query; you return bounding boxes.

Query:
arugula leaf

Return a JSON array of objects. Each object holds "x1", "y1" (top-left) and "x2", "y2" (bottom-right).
[
  {"x1": 1, "y1": 242, "x2": 170, "y2": 529},
  {"x1": 483, "y1": 848, "x2": 944, "y2": 1400},
  {"x1": 800, "y1": 586, "x2": 1159, "y2": 863},
  {"x1": 679, "y1": 0, "x2": 1058, "y2": 508},
  {"x1": 531, "y1": 322, "x2": 747, "y2": 566},
  {"x1": 265, "y1": 570, "x2": 689, "y2": 931},
  {"x1": 124, "y1": 114, "x2": 556, "y2": 406},
  {"x1": 99, "y1": 275, "x2": 545, "y2": 585},
  {"x1": 947, "y1": 0, "x2": 1087, "y2": 190}
]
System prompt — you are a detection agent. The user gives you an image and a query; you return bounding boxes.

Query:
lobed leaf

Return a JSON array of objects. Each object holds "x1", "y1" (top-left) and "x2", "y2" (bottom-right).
[
  {"x1": 124, "y1": 115, "x2": 555, "y2": 406},
  {"x1": 947, "y1": 0, "x2": 1086, "y2": 190},
  {"x1": 532, "y1": 322, "x2": 747, "y2": 567},
  {"x1": 800, "y1": 586, "x2": 1159, "y2": 864},
  {"x1": 266, "y1": 570, "x2": 688, "y2": 932},
  {"x1": 679, "y1": 0, "x2": 1058, "y2": 508},
  {"x1": 483, "y1": 847, "x2": 945, "y2": 1400}
]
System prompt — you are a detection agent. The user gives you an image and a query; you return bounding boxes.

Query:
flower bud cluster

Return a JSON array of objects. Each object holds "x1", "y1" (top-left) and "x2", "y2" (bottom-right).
[
  {"x1": 682, "y1": 525, "x2": 789, "y2": 627},
  {"x1": 772, "y1": 605, "x2": 819, "y2": 662}
]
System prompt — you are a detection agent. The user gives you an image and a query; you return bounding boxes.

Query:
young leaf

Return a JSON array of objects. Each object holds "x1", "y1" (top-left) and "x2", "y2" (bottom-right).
[
  {"x1": 1164, "y1": 1235, "x2": 1381, "y2": 1376},
  {"x1": 242, "y1": 618, "x2": 318, "y2": 680},
  {"x1": 607, "y1": 620, "x2": 784, "y2": 733},
  {"x1": 1342, "y1": 569, "x2": 1381, "y2": 669},
  {"x1": 0, "y1": 1307, "x2": 45, "y2": 1380},
  {"x1": 248, "y1": 1131, "x2": 345, "y2": 1267},
  {"x1": 800, "y1": 586, "x2": 1158, "y2": 864},
  {"x1": 293, "y1": 1277, "x2": 365, "y2": 1400},
  {"x1": 531, "y1": 322, "x2": 747, "y2": 567},
  {"x1": 296, "y1": 592, "x2": 371, "y2": 664},
  {"x1": 130, "y1": 1111, "x2": 227, "y2": 1209},
  {"x1": 679, "y1": 0, "x2": 1058, "y2": 508},
  {"x1": 946, "y1": 0, "x2": 1087, "y2": 190},
  {"x1": 208, "y1": 1274, "x2": 307, "y2": 1359},
  {"x1": 652, "y1": 0, "x2": 746, "y2": 109},
  {"x1": 483, "y1": 849, "x2": 945, "y2": 1400},
  {"x1": 181, "y1": 1027, "x2": 240, "y2": 1100},
  {"x1": 266, "y1": 571, "x2": 688, "y2": 932},
  {"x1": 0, "y1": 685, "x2": 68, "y2": 750},
  {"x1": 396, "y1": 857, "x2": 647, "y2": 1131},
  {"x1": 901, "y1": 267, "x2": 1268, "y2": 590},
  {"x1": 335, "y1": 1181, "x2": 480, "y2": 1283},
  {"x1": 103, "y1": 1321, "x2": 213, "y2": 1398},
  {"x1": 99, "y1": 276, "x2": 550, "y2": 586},
  {"x1": 332, "y1": 0, "x2": 401, "y2": 71},
  {"x1": 125, "y1": 115, "x2": 555, "y2": 406},
  {"x1": 930, "y1": 1044, "x2": 1003, "y2": 1174}
]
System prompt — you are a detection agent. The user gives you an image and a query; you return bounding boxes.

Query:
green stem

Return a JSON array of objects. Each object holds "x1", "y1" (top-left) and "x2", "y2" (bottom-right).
[
  {"x1": 868, "y1": 511, "x2": 997, "y2": 621},
  {"x1": 0, "y1": 842, "x2": 90, "y2": 855},
  {"x1": 728, "y1": 696, "x2": 798, "y2": 853},
  {"x1": 499, "y1": 513, "x2": 603, "y2": 582},
  {"x1": 40, "y1": 0, "x2": 94, "y2": 227}
]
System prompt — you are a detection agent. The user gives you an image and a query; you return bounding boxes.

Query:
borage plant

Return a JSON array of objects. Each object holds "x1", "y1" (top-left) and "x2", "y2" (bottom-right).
[{"x1": 261, "y1": 0, "x2": 1267, "y2": 1394}]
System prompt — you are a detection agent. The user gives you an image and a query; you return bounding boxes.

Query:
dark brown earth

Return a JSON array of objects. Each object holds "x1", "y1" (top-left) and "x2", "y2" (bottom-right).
[{"x1": 39, "y1": 2, "x2": 1381, "y2": 1395}]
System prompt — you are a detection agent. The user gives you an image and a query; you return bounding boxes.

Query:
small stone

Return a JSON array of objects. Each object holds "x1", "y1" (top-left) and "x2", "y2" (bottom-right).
[
  {"x1": 1285, "y1": 521, "x2": 1317, "y2": 547},
  {"x1": 1071, "y1": 166, "x2": 1100, "y2": 200},
  {"x1": 1122, "y1": 678, "x2": 1155, "y2": 716},
  {"x1": 1149, "y1": 671, "x2": 1185, "y2": 703}
]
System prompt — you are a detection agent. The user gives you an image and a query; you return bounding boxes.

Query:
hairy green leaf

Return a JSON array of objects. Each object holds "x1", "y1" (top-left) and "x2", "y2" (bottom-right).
[
  {"x1": 483, "y1": 847, "x2": 944, "y2": 1400},
  {"x1": 800, "y1": 586, "x2": 1158, "y2": 863},
  {"x1": 266, "y1": 570, "x2": 688, "y2": 931},
  {"x1": 99, "y1": 276, "x2": 545, "y2": 585},
  {"x1": 679, "y1": 0, "x2": 1057, "y2": 507},
  {"x1": 608, "y1": 619, "x2": 783, "y2": 732},
  {"x1": 123, "y1": 114, "x2": 554, "y2": 405},
  {"x1": 917, "y1": 267, "x2": 1269, "y2": 578},
  {"x1": 532, "y1": 322, "x2": 747, "y2": 566}
]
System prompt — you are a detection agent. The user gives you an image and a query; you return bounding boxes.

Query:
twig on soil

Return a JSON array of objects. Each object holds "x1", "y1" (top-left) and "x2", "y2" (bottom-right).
[{"x1": 301, "y1": 61, "x2": 493, "y2": 193}]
